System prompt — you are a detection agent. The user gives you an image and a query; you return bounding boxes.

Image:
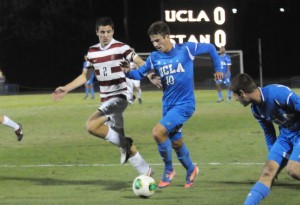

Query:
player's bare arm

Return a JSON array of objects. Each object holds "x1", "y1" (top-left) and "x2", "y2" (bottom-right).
[
  {"x1": 52, "y1": 69, "x2": 89, "y2": 101},
  {"x1": 134, "y1": 55, "x2": 162, "y2": 88},
  {"x1": 119, "y1": 61, "x2": 131, "y2": 73},
  {"x1": 120, "y1": 60, "x2": 162, "y2": 88},
  {"x1": 132, "y1": 55, "x2": 144, "y2": 67},
  {"x1": 147, "y1": 71, "x2": 162, "y2": 89}
]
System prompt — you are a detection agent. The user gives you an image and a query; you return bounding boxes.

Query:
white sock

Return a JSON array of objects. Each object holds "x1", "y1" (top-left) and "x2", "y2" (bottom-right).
[
  {"x1": 137, "y1": 89, "x2": 142, "y2": 99},
  {"x1": 105, "y1": 127, "x2": 123, "y2": 147},
  {"x1": 129, "y1": 152, "x2": 151, "y2": 175},
  {"x1": 2, "y1": 116, "x2": 19, "y2": 130}
]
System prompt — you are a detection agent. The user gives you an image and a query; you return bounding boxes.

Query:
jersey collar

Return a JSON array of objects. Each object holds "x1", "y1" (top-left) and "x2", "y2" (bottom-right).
[{"x1": 99, "y1": 38, "x2": 116, "y2": 50}]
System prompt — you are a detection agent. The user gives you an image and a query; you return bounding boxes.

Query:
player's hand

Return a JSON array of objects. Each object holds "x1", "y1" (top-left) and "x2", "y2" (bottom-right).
[
  {"x1": 214, "y1": 72, "x2": 223, "y2": 81},
  {"x1": 147, "y1": 72, "x2": 162, "y2": 88},
  {"x1": 119, "y1": 61, "x2": 130, "y2": 73},
  {"x1": 52, "y1": 87, "x2": 67, "y2": 101}
]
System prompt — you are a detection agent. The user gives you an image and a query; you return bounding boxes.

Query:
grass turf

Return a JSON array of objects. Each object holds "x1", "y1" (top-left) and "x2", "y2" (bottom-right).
[{"x1": 0, "y1": 89, "x2": 299, "y2": 204}]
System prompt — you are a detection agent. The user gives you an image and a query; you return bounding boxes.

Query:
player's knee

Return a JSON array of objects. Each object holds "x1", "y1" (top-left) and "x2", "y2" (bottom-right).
[
  {"x1": 85, "y1": 121, "x2": 95, "y2": 134},
  {"x1": 172, "y1": 140, "x2": 182, "y2": 150},
  {"x1": 286, "y1": 165, "x2": 300, "y2": 180},
  {"x1": 152, "y1": 125, "x2": 167, "y2": 143},
  {"x1": 152, "y1": 128, "x2": 161, "y2": 142},
  {"x1": 85, "y1": 119, "x2": 100, "y2": 135},
  {"x1": 287, "y1": 170, "x2": 300, "y2": 180}
]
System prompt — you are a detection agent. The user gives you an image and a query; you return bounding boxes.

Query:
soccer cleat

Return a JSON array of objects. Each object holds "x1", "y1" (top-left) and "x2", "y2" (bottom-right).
[
  {"x1": 216, "y1": 98, "x2": 224, "y2": 103},
  {"x1": 184, "y1": 165, "x2": 199, "y2": 188},
  {"x1": 227, "y1": 97, "x2": 232, "y2": 102},
  {"x1": 15, "y1": 124, "x2": 23, "y2": 142},
  {"x1": 138, "y1": 98, "x2": 142, "y2": 104},
  {"x1": 144, "y1": 167, "x2": 154, "y2": 177},
  {"x1": 158, "y1": 170, "x2": 175, "y2": 188},
  {"x1": 120, "y1": 137, "x2": 133, "y2": 164},
  {"x1": 128, "y1": 95, "x2": 136, "y2": 105}
]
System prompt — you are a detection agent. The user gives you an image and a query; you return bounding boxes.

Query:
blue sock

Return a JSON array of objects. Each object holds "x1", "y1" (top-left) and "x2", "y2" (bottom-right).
[
  {"x1": 218, "y1": 91, "x2": 223, "y2": 99},
  {"x1": 85, "y1": 88, "x2": 89, "y2": 97},
  {"x1": 244, "y1": 182, "x2": 270, "y2": 205},
  {"x1": 158, "y1": 139, "x2": 173, "y2": 172},
  {"x1": 91, "y1": 88, "x2": 95, "y2": 98},
  {"x1": 175, "y1": 143, "x2": 194, "y2": 177},
  {"x1": 227, "y1": 90, "x2": 232, "y2": 99}
]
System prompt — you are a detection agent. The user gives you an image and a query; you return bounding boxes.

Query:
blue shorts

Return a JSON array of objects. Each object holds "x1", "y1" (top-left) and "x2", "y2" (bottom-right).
[
  {"x1": 160, "y1": 104, "x2": 195, "y2": 142},
  {"x1": 267, "y1": 128, "x2": 300, "y2": 164},
  {"x1": 216, "y1": 78, "x2": 231, "y2": 87},
  {"x1": 86, "y1": 79, "x2": 93, "y2": 85},
  {"x1": 216, "y1": 73, "x2": 231, "y2": 87}
]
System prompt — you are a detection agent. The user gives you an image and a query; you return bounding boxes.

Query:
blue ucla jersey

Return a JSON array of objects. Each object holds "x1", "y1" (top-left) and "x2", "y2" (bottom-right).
[
  {"x1": 128, "y1": 42, "x2": 221, "y2": 107},
  {"x1": 251, "y1": 85, "x2": 300, "y2": 149},
  {"x1": 83, "y1": 61, "x2": 95, "y2": 83},
  {"x1": 219, "y1": 54, "x2": 231, "y2": 75},
  {"x1": 83, "y1": 61, "x2": 88, "y2": 68}
]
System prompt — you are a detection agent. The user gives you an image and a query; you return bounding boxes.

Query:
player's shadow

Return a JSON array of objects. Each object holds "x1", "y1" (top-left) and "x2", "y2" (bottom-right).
[{"x1": 0, "y1": 176, "x2": 128, "y2": 191}]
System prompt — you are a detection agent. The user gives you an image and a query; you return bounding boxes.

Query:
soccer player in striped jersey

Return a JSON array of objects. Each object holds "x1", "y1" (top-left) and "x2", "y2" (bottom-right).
[
  {"x1": 215, "y1": 46, "x2": 232, "y2": 102},
  {"x1": 0, "y1": 114, "x2": 23, "y2": 141},
  {"x1": 52, "y1": 17, "x2": 159, "y2": 177},
  {"x1": 230, "y1": 73, "x2": 300, "y2": 204},
  {"x1": 121, "y1": 21, "x2": 222, "y2": 188}
]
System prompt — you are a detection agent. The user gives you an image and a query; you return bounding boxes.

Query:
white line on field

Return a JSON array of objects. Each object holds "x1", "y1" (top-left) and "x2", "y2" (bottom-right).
[{"x1": 0, "y1": 162, "x2": 264, "y2": 168}]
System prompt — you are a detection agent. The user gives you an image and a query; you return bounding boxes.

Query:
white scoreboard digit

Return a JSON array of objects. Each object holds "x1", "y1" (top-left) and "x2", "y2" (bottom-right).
[{"x1": 161, "y1": 0, "x2": 237, "y2": 48}]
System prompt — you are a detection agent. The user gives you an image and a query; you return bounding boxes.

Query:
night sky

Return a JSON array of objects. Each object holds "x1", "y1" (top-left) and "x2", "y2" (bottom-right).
[{"x1": 0, "y1": 0, "x2": 299, "y2": 91}]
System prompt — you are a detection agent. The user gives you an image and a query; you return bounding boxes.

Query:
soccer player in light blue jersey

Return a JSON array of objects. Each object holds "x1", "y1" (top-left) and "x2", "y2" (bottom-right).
[
  {"x1": 83, "y1": 55, "x2": 95, "y2": 100},
  {"x1": 121, "y1": 21, "x2": 222, "y2": 188},
  {"x1": 230, "y1": 73, "x2": 300, "y2": 204},
  {"x1": 215, "y1": 46, "x2": 232, "y2": 102}
]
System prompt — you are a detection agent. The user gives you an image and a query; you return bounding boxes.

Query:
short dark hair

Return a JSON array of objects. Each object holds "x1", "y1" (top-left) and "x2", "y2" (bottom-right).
[
  {"x1": 95, "y1": 17, "x2": 114, "y2": 31},
  {"x1": 148, "y1": 21, "x2": 170, "y2": 38},
  {"x1": 230, "y1": 73, "x2": 258, "y2": 95}
]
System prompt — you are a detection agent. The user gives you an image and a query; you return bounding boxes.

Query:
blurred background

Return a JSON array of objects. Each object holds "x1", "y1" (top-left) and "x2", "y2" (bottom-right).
[{"x1": 0, "y1": 0, "x2": 299, "y2": 93}]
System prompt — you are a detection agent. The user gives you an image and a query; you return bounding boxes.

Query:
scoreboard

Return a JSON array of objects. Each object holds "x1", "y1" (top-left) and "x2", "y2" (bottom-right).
[{"x1": 161, "y1": 0, "x2": 238, "y2": 48}]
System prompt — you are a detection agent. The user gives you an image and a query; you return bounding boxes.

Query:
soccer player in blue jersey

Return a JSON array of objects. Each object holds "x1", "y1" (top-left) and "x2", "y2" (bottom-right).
[
  {"x1": 121, "y1": 21, "x2": 222, "y2": 188},
  {"x1": 230, "y1": 73, "x2": 300, "y2": 204},
  {"x1": 83, "y1": 55, "x2": 95, "y2": 100},
  {"x1": 215, "y1": 46, "x2": 232, "y2": 102}
]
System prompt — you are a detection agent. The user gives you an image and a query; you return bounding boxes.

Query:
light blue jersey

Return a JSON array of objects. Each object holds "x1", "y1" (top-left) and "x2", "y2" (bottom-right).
[
  {"x1": 216, "y1": 53, "x2": 231, "y2": 86},
  {"x1": 219, "y1": 53, "x2": 231, "y2": 76},
  {"x1": 128, "y1": 42, "x2": 221, "y2": 108},
  {"x1": 83, "y1": 61, "x2": 95, "y2": 85},
  {"x1": 251, "y1": 84, "x2": 300, "y2": 163}
]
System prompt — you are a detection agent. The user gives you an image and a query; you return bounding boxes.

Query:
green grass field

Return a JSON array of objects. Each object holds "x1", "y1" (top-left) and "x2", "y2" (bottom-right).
[{"x1": 1, "y1": 89, "x2": 299, "y2": 205}]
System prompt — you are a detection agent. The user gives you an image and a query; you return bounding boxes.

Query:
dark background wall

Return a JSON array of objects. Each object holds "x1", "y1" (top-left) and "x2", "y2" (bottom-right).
[
  {"x1": 236, "y1": 0, "x2": 300, "y2": 82},
  {"x1": 0, "y1": 0, "x2": 299, "y2": 91}
]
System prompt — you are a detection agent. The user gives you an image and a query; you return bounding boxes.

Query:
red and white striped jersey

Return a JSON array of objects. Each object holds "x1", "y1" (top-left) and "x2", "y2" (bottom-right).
[{"x1": 86, "y1": 39, "x2": 135, "y2": 102}]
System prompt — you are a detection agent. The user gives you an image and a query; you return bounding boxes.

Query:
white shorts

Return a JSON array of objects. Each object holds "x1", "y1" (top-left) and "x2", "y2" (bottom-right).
[
  {"x1": 98, "y1": 97, "x2": 128, "y2": 129},
  {"x1": 131, "y1": 79, "x2": 140, "y2": 88},
  {"x1": 125, "y1": 78, "x2": 134, "y2": 101}
]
